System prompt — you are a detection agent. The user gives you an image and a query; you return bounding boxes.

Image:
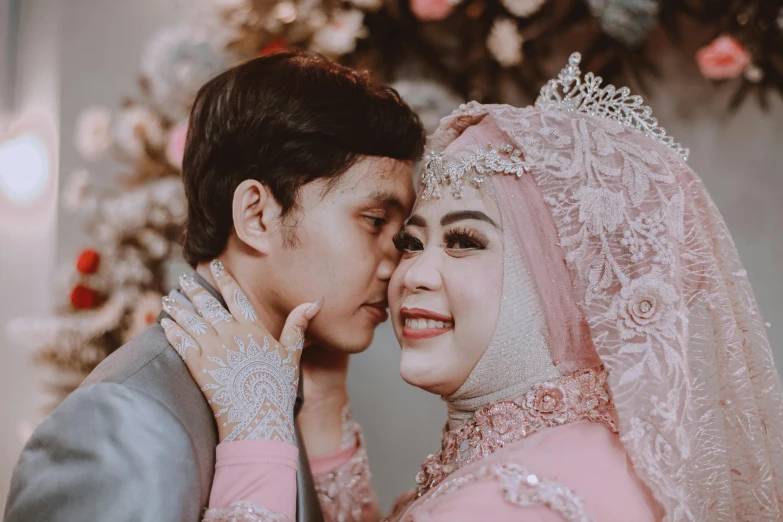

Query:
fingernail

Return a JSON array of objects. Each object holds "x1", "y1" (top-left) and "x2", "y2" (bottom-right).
[
  {"x1": 161, "y1": 295, "x2": 174, "y2": 314},
  {"x1": 179, "y1": 273, "x2": 199, "y2": 292},
  {"x1": 305, "y1": 297, "x2": 324, "y2": 320},
  {"x1": 210, "y1": 259, "x2": 225, "y2": 278},
  {"x1": 160, "y1": 318, "x2": 172, "y2": 330},
  {"x1": 169, "y1": 289, "x2": 196, "y2": 312}
]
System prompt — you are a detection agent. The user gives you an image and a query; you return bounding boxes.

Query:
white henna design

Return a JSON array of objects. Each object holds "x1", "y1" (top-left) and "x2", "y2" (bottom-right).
[
  {"x1": 182, "y1": 310, "x2": 208, "y2": 336},
  {"x1": 173, "y1": 328, "x2": 198, "y2": 360},
  {"x1": 193, "y1": 294, "x2": 234, "y2": 326},
  {"x1": 234, "y1": 288, "x2": 258, "y2": 322},
  {"x1": 201, "y1": 334, "x2": 297, "y2": 443}
]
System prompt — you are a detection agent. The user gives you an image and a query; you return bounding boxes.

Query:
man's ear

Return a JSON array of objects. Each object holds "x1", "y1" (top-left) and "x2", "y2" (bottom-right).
[{"x1": 232, "y1": 179, "x2": 281, "y2": 255}]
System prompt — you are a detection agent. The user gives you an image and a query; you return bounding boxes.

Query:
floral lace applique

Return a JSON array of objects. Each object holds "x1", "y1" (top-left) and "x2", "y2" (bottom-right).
[
  {"x1": 424, "y1": 463, "x2": 591, "y2": 522},
  {"x1": 203, "y1": 501, "x2": 292, "y2": 522},
  {"x1": 416, "y1": 367, "x2": 616, "y2": 496},
  {"x1": 314, "y1": 410, "x2": 379, "y2": 522}
]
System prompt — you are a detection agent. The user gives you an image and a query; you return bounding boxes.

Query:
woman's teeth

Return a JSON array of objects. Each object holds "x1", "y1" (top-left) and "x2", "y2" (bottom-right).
[{"x1": 404, "y1": 318, "x2": 453, "y2": 329}]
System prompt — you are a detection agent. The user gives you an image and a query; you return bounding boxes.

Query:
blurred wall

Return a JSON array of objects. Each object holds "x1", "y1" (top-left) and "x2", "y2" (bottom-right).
[
  {"x1": 0, "y1": 0, "x2": 60, "y2": 511},
  {"x1": 1, "y1": 1, "x2": 782, "y2": 513}
]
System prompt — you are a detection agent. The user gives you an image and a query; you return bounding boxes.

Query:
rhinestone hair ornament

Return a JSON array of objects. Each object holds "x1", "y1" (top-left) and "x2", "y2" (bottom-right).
[
  {"x1": 420, "y1": 143, "x2": 529, "y2": 200},
  {"x1": 420, "y1": 52, "x2": 688, "y2": 201}
]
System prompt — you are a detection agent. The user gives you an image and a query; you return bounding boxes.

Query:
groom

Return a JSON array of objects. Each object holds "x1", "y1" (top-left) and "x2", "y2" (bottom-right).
[{"x1": 4, "y1": 51, "x2": 424, "y2": 521}]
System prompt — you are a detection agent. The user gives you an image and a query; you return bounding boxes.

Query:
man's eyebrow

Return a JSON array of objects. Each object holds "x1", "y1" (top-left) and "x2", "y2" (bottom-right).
[{"x1": 366, "y1": 190, "x2": 405, "y2": 212}]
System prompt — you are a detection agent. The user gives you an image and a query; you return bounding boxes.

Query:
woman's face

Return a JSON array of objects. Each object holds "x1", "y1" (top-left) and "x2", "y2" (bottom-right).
[{"x1": 389, "y1": 184, "x2": 504, "y2": 396}]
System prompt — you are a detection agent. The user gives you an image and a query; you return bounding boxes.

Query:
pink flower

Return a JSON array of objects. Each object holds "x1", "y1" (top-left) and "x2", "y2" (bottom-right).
[
  {"x1": 696, "y1": 36, "x2": 750, "y2": 80},
  {"x1": 610, "y1": 267, "x2": 679, "y2": 340},
  {"x1": 410, "y1": 0, "x2": 453, "y2": 22},
  {"x1": 524, "y1": 382, "x2": 567, "y2": 421},
  {"x1": 166, "y1": 120, "x2": 189, "y2": 169}
]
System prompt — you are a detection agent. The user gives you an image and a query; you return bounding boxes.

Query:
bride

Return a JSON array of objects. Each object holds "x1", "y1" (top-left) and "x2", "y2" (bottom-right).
[{"x1": 161, "y1": 54, "x2": 783, "y2": 521}]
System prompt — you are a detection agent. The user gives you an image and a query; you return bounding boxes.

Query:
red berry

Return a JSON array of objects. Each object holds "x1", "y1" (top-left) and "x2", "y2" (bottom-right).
[
  {"x1": 76, "y1": 249, "x2": 101, "y2": 274},
  {"x1": 70, "y1": 284, "x2": 99, "y2": 309}
]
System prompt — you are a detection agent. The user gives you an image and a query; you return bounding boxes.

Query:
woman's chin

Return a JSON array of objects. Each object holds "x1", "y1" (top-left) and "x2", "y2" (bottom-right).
[{"x1": 399, "y1": 353, "x2": 460, "y2": 396}]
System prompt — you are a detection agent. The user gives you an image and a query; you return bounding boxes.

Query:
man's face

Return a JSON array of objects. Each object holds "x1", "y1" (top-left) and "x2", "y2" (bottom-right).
[{"x1": 265, "y1": 156, "x2": 415, "y2": 353}]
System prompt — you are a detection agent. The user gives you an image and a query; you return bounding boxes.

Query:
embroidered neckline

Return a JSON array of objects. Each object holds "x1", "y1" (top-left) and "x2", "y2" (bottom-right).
[{"x1": 415, "y1": 367, "x2": 617, "y2": 497}]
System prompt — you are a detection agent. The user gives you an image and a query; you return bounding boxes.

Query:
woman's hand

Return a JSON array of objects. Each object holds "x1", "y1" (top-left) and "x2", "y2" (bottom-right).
[{"x1": 160, "y1": 259, "x2": 322, "y2": 444}]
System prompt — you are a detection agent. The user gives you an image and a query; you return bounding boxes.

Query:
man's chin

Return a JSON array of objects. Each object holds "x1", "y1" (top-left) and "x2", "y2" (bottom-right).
[{"x1": 309, "y1": 326, "x2": 375, "y2": 355}]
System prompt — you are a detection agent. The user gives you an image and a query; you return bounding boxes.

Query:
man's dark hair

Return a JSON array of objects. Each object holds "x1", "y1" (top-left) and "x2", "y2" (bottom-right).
[{"x1": 181, "y1": 51, "x2": 426, "y2": 266}]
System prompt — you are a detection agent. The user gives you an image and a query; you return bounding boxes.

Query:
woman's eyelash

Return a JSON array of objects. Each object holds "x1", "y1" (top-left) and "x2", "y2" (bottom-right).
[
  {"x1": 393, "y1": 230, "x2": 422, "y2": 252},
  {"x1": 393, "y1": 228, "x2": 488, "y2": 253},
  {"x1": 443, "y1": 228, "x2": 486, "y2": 250}
]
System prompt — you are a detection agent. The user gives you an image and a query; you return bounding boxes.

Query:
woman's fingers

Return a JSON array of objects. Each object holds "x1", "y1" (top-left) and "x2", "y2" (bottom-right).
[
  {"x1": 178, "y1": 273, "x2": 235, "y2": 332},
  {"x1": 210, "y1": 259, "x2": 260, "y2": 325},
  {"x1": 160, "y1": 318, "x2": 201, "y2": 361},
  {"x1": 160, "y1": 317, "x2": 214, "y2": 393},
  {"x1": 161, "y1": 292, "x2": 218, "y2": 344}
]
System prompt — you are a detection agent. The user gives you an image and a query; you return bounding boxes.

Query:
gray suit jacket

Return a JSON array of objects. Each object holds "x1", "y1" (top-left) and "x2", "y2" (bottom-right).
[
  {"x1": 4, "y1": 275, "x2": 323, "y2": 522},
  {"x1": 4, "y1": 323, "x2": 217, "y2": 521}
]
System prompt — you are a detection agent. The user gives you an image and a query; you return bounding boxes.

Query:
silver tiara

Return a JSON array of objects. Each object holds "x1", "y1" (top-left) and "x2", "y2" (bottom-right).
[{"x1": 536, "y1": 53, "x2": 689, "y2": 160}]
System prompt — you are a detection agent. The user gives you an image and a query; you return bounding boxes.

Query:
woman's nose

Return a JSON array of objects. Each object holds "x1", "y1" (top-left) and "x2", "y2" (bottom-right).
[{"x1": 402, "y1": 249, "x2": 442, "y2": 293}]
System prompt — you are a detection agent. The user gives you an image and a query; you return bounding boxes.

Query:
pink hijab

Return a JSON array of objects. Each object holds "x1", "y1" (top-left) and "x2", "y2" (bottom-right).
[{"x1": 422, "y1": 54, "x2": 783, "y2": 520}]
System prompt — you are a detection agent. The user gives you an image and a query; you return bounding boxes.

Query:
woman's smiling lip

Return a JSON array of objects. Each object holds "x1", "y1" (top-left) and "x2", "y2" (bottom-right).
[
  {"x1": 400, "y1": 307, "x2": 453, "y2": 322},
  {"x1": 400, "y1": 307, "x2": 454, "y2": 341}
]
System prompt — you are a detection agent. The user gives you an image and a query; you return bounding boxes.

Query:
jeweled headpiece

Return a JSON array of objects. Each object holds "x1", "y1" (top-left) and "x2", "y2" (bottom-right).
[
  {"x1": 536, "y1": 52, "x2": 689, "y2": 160},
  {"x1": 420, "y1": 52, "x2": 688, "y2": 200},
  {"x1": 420, "y1": 143, "x2": 528, "y2": 201}
]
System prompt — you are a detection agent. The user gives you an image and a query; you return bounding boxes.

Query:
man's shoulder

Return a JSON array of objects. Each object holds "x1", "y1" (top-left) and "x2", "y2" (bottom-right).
[
  {"x1": 82, "y1": 323, "x2": 171, "y2": 386},
  {"x1": 78, "y1": 323, "x2": 212, "y2": 432}
]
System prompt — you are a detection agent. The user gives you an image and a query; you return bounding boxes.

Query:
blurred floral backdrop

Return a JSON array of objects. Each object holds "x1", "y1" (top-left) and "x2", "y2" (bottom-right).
[{"x1": 8, "y1": 0, "x2": 783, "y2": 406}]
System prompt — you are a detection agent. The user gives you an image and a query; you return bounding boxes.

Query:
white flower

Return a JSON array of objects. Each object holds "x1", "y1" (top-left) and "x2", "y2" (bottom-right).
[
  {"x1": 123, "y1": 291, "x2": 163, "y2": 343},
  {"x1": 744, "y1": 64, "x2": 764, "y2": 83},
  {"x1": 487, "y1": 18, "x2": 524, "y2": 67},
  {"x1": 501, "y1": 0, "x2": 546, "y2": 18},
  {"x1": 138, "y1": 229, "x2": 170, "y2": 260},
  {"x1": 310, "y1": 10, "x2": 367, "y2": 57},
  {"x1": 114, "y1": 105, "x2": 165, "y2": 158},
  {"x1": 609, "y1": 267, "x2": 679, "y2": 340},
  {"x1": 141, "y1": 24, "x2": 234, "y2": 118},
  {"x1": 75, "y1": 106, "x2": 113, "y2": 161},
  {"x1": 61, "y1": 169, "x2": 94, "y2": 213},
  {"x1": 349, "y1": 0, "x2": 384, "y2": 12},
  {"x1": 392, "y1": 79, "x2": 464, "y2": 134}
]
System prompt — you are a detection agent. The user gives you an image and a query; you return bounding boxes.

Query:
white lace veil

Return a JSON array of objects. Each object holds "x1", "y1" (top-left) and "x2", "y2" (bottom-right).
[{"x1": 423, "y1": 55, "x2": 783, "y2": 520}]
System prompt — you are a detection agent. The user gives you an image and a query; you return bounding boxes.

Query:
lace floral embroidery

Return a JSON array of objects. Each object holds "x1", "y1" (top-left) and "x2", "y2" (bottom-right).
[
  {"x1": 481, "y1": 100, "x2": 783, "y2": 519},
  {"x1": 203, "y1": 501, "x2": 292, "y2": 522},
  {"x1": 415, "y1": 367, "x2": 616, "y2": 496},
  {"x1": 423, "y1": 463, "x2": 591, "y2": 522},
  {"x1": 314, "y1": 412, "x2": 379, "y2": 522}
]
